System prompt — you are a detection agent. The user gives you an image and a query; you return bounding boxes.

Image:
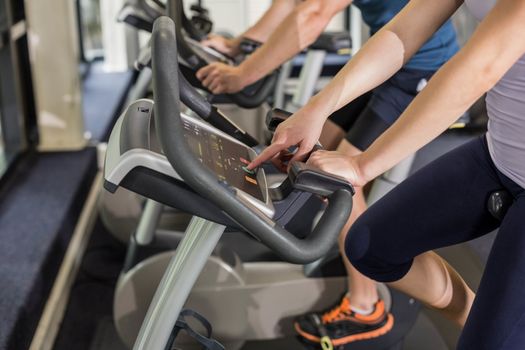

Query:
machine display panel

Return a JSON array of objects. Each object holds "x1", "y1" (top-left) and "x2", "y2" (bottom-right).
[
  {"x1": 182, "y1": 119, "x2": 264, "y2": 202},
  {"x1": 186, "y1": 37, "x2": 233, "y2": 65}
]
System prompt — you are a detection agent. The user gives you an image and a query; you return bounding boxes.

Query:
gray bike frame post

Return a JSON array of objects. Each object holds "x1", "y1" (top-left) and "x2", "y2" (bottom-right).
[
  {"x1": 367, "y1": 153, "x2": 416, "y2": 206},
  {"x1": 125, "y1": 68, "x2": 154, "y2": 105},
  {"x1": 135, "y1": 199, "x2": 164, "y2": 245},
  {"x1": 288, "y1": 50, "x2": 326, "y2": 111},
  {"x1": 133, "y1": 216, "x2": 226, "y2": 350},
  {"x1": 273, "y1": 60, "x2": 294, "y2": 110}
]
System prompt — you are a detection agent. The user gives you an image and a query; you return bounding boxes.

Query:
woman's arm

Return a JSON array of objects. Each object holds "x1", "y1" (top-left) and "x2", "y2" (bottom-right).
[
  {"x1": 249, "y1": 0, "x2": 463, "y2": 167},
  {"x1": 358, "y1": 0, "x2": 525, "y2": 182},
  {"x1": 300, "y1": 0, "x2": 464, "y2": 119}
]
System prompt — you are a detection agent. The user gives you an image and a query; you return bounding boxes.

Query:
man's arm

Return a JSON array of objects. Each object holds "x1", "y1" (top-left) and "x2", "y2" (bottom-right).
[
  {"x1": 197, "y1": 0, "x2": 351, "y2": 93},
  {"x1": 202, "y1": 0, "x2": 298, "y2": 57},
  {"x1": 239, "y1": 0, "x2": 352, "y2": 85},
  {"x1": 242, "y1": 0, "x2": 300, "y2": 43}
]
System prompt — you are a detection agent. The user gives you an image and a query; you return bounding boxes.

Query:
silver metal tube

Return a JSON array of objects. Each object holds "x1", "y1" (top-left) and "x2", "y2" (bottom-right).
[
  {"x1": 350, "y1": 5, "x2": 363, "y2": 52},
  {"x1": 125, "y1": 68, "x2": 153, "y2": 105},
  {"x1": 135, "y1": 199, "x2": 164, "y2": 245},
  {"x1": 273, "y1": 60, "x2": 294, "y2": 109},
  {"x1": 290, "y1": 50, "x2": 326, "y2": 109},
  {"x1": 133, "y1": 216, "x2": 226, "y2": 350},
  {"x1": 367, "y1": 154, "x2": 416, "y2": 206},
  {"x1": 383, "y1": 153, "x2": 416, "y2": 184}
]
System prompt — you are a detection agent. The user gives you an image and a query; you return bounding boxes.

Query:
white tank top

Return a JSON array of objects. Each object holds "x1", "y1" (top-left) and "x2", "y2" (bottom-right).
[{"x1": 465, "y1": 0, "x2": 525, "y2": 189}]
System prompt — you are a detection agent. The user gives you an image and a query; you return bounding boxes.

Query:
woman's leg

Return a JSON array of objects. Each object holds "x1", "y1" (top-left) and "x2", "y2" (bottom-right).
[
  {"x1": 319, "y1": 120, "x2": 346, "y2": 151},
  {"x1": 346, "y1": 136, "x2": 501, "y2": 326},
  {"x1": 336, "y1": 105, "x2": 403, "y2": 310},
  {"x1": 459, "y1": 194, "x2": 525, "y2": 349},
  {"x1": 334, "y1": 71, "x2": 435, "y2": 311},
  {"x1": 336, "y1": 140, "x2": 378, "y2": 310},
  {"x1": 295, "y1": 107, "x2": 398, "y2": 345},
  {"x1": 296, "y1": 69, "x2": 440, "y2": 345},
  {"x1": 389, "y1": 251, "x2": 475, "y2": 326}
]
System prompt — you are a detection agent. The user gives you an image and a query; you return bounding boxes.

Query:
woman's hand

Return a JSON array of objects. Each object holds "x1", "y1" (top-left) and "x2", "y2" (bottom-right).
[
  {"x1": 201, "y1": 34, "x2": 240, "y2": 57},
  {"x1": 248, "y1": 110, "x2": 326, "y2": 170},
  {"x1": 196, "y1": 63, "x2": 247, "y2": 94},
  {"x1": 307, "y1": 150, "x2": 368, "y2": 188}
]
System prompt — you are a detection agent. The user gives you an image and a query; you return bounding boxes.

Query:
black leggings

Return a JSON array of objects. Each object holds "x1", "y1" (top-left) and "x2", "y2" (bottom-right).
[{"x1": 346, "y1": 135, "x2": 525, "y2": 349}]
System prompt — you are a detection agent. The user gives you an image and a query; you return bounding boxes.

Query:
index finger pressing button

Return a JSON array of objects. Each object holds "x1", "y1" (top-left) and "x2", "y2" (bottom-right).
[{"x1": 242, "y1": 166, "x2": 256, "y2": 175}]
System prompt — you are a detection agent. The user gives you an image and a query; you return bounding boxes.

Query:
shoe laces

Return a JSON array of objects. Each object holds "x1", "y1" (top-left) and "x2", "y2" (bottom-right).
[{"x1": 322, "y1": 296, "x2": 352, "y2": 323}]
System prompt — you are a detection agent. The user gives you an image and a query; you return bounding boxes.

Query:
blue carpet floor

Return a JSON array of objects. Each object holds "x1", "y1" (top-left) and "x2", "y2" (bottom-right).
[
  {"x1": 0, "y1": 62, "x2": 133, "y2": 350},
  {"x1": 0, "y1": 149, "x2": 97, "y2": 350},
  {"x1": 52, "y1": 219, "x2": 127, "y2": 350},
  {"x1": 82, "y1": 62, "x2": 135, "y2": 142}
]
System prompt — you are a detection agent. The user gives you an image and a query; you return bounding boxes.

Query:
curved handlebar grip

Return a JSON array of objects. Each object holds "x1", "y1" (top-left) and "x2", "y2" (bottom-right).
[
  {"x1": 141, "y1": 0, "x2": 165, "y2": 20},
  {"x1": 177, "y1": 70, "x2": 213, "y2": 117},
  {"x1": 227, "y1": 72, "x2": 278, "y2": 109},
  {"x1": 152, "y1": 17, "x2": 353, "y2": 264},
  {"x1": 239, "y1": 38, "x2": 262, "y2": 55},
  {"x1": 168, "y1": 0, "x2": 276, "y2": 109}
]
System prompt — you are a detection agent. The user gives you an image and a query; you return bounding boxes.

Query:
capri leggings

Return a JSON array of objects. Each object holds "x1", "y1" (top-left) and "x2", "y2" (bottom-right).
[{"x1": 346, "y1": 135, "x2": 525, "y2": 349}]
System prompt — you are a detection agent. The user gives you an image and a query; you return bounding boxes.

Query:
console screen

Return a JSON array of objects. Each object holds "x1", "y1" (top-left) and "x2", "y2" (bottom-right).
[
  {"x1": 186, "y1": 37, "x2": 233, "y2": 65},
  {"x1": 183, "y1": 120, "x2": 264, "y2": 201}
]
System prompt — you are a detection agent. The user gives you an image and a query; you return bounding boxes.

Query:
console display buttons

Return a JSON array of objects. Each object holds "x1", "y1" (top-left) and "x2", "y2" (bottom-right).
[
  {"x1": 245, "y1": 176, "x2": 257, "y2": 185},
  {"x1": 242, "y1": 166, "x2": 256, "y2": 175}
]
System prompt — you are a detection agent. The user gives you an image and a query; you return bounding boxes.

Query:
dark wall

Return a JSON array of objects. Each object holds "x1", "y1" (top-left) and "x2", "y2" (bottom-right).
[{"x1": 0, "y1": 0, "x2": 37, "y2": 175}]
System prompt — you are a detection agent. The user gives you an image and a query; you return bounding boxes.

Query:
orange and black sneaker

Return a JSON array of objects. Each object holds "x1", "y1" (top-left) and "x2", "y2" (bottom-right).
[{"x1": 294, "y1": 296, "x2": 394, "y2": 348}]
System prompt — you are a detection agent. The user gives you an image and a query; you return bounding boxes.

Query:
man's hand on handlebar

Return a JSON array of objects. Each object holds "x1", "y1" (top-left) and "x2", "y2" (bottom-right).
[
  {"x1": 201, "y1": 34, "x2": 240, "y2": 57},
  {"x1": 196, "y1": 63, "x2": 247, "y2": 94},
  {"x1": 248, "y1": 112, "x2": 325, "y2": 171}
]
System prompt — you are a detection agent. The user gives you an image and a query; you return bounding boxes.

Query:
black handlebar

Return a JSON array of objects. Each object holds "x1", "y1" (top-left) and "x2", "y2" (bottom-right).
[
  {"x1": 168, "y1": 0, "x2": 277, "y2": 109},
  {"x1": 152, "y1": 17, "x2": 354, "y2": 264},
  {"x1": 179, "y1": 0, "x2": 208, "y2": 40},
  {"x1": 239, "y1": 38, "x2": 262, "y2": 55},
  {"x1": 228, "y1": 73, "x2": 278, "y2": 109},
  {"x1": 266, "y1": 108, "x2": 292, "y2": 132},
  {"x1": 120, "y1": 0, "x2": 211, "y2": 39}
]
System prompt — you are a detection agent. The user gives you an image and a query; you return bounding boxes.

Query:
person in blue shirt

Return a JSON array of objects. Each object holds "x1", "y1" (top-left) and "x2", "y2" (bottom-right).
[{"x1": 198, "y1": 0, "x2": 458, "y2": 346}]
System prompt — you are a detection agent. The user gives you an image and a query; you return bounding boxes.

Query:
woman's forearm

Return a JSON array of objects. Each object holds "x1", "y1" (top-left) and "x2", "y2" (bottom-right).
[
  {"x1": 360, "y1": 0, "x2": 525, "y2": 181},
  {"x1": 301, "y1": 0, "x2": 463, "y2": 118},
  {"x1": 358, "y1": 52, "x2": 489, "y2": 180},
  {"x1": 304, "y1": 30, "x2": 406, "y2": 118}
]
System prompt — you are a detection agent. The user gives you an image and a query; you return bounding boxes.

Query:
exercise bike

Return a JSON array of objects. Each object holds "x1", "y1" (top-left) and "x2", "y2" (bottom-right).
[
  {"x1": 118, "y1": 0, "x2": 212, "y2": 37},
  {"x1": 104, "y1": 17, "x2": 420, "y2": 350}
]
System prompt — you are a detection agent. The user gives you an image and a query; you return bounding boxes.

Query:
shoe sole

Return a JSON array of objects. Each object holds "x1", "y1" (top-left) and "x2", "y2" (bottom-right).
[{"x1": 295, "y1": 314, "x2": 395, "y2": 346}]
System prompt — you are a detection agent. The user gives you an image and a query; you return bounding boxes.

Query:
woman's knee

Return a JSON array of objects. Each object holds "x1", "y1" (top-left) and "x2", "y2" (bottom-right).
[
  {"x1": 344, "y1": 216, "x2": 379, "y2": 278},
  {"x1": 345, "y1": 215, "x2": 412, "y2": 283}
]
